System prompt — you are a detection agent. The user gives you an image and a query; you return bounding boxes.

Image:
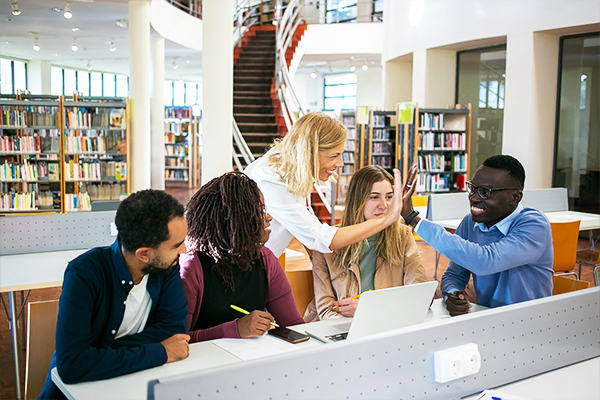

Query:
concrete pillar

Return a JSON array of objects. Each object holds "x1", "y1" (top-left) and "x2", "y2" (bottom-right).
[
  {"x1": 128, "y1": 0, "x2": 152, "y2": 191},
  {"x1": 503, "y1": 31, "x2": 559, "y2": 188},
  {"x1": 411, "y1": 48, "x2": 456, "y2": 108},
  {"x1": 412, "y1": 48, "x2": 426, "y2": 106},
  {"x1": 151, "y1": 34, "x2": 165, "y2": 189},
  {"x1": 28, "y1": 60, "x2": 51, "y2": 94},
  {"x1": 202, "y1": 0, "x2": 233, "y2": 184},
  {"x1": 383, "y1": 56, "x2": 412, "y2": 109}
]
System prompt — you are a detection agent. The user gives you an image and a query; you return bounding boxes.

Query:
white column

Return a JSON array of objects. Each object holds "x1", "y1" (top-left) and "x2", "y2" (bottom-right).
[
  {"x1": 383, "y1": 57, "x2": 412, "y2": 109},
  {"x1": 503, "y1": 31, "x2": 559, "y2": 188},
  {"x1": 424, "y1": 48, "x2": 456, "y2": 108},
  {"x1": 128, "y1": 0, "x2": 152, "y2": 191},
  {"x1": 151, "y1": 34, "x2": 165, "y2": 189},
  {"x1": 202, "y1": 0, "x2": 233, "y2": 184}
]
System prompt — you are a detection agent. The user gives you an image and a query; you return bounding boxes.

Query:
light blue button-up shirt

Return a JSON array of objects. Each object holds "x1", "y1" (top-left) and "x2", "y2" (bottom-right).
[{"x1": 415, "y1": 204, "x2": 553, "y2": 308}]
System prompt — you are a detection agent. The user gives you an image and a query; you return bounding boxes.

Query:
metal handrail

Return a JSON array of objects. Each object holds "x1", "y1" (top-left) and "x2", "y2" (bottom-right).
[
  {"x1": 232, "y1": 119, "x2": 255, "y2": 170},
  {"x1": 166, "y1": 0, "x2": 201, "y2": 18}
]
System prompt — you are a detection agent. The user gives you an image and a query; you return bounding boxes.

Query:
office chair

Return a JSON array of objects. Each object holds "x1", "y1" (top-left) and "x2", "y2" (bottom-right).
[
  {"x1": 550, "y1": 220, "x2": 581, "y2": 278},
  {"x1": 551, "y1": 275, "x2": 590, "y2": 295},
  {"x1": 576, "y1": 249, "x2": 600, "y2": 286}
]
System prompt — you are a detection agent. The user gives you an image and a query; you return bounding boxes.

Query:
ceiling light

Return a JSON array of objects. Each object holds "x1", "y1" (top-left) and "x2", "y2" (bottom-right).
[
  {"x1": 108, "y1": 41, "x2": 117, "y2": 52},
  {"x1": 361, "y1": 64, "x2": 368, "y2": 71},
  {"x1": 71, "y1": 27, "x2": 80, "y2": 32},
  {"x1": 11, "y1": 1, "x2": 21, "y2": 16},
  {"x1": 64, "y1": 1, "x2": 73, "y2": 19},
  {"x1": 86, "y1": 61, "x2": 92, "y2": 71},
  {"x1": 71, "y1": 40, "x2": 78, "y2": 52},
  {"x1": 115, "y1": 19, "x2": 128, "y2": 28},
  {"x1": 172, "y1": 59, "x2": 179, "y2": 70},
  {"x1": 310, "y1": 69, "x2": 317, "y2": 79},
  {"x1": 185, "y1": 60, "x2": 191, "y2": 64},
  {"x1": 51, "y1": 7, "x2": 62, "y2": 13},
  {"x1": 33, "y1": 37, "x2": 40, "y2": 51},
  {"x1": 350, "y1": 65, "x2": 356, "y2": 72}
]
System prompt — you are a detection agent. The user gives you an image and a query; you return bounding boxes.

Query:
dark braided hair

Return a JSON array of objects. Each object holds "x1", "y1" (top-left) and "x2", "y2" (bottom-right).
[{"x1": 185, "y1": 171, "x2": 265, "y2": 291}]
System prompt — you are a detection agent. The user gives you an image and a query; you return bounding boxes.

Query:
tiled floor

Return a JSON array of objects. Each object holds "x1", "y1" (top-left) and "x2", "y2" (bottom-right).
[{"x1": 0, "y1": 186, "x2": 596, "y2": 399}]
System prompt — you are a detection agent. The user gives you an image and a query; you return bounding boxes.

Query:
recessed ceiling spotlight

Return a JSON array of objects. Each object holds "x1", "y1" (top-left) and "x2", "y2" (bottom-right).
[
  {"x1": 33, "y1": 36, "x2": 40, "y2": 51},
  {"x1": 71, "y1": 40, "x2": 78, "y2": 52},
  {"x1": 51, "y1": 7, "x2": 62, "y2": 13},
  {"x1": 72, "y1": 27, "x2": 80, "y2": 32},
  {"x1": 11, "y1": 1, "x2": 21, "y2": 16},
  {"x1": 64, "y1": 1, "x2": 73, "y2": 19},
  {"x1": 115, "y1": 19, "x2": 128, "y2": 28},
  {"x1": 172, "y1": 59, "x2": 179, "y2": 70},
  {"x1": 310, "y1": 69, "x2": 318, "y2": 79},
  {"x1": 108, "y1": 41, "x2": 117, "y2": 52},
  {"x1": 361, "y1": 64, "x2": 368, "y2": 71},
  {"x1": 350, "y1": 65, "x2": 356, "y2": 72},
  {"x1": 185, "y1": 60, "x2": 191, "y2": 64},
  {"x1": 86, "y1": 61, "x2": 92, "y2": 71}
]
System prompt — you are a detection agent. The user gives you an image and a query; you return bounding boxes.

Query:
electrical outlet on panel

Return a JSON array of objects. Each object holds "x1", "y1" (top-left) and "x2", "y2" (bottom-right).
[
  {"x1": 110, "y1": 222, "x2": 118, "y2": 237},
  {"x1": 434, "y1": 343, "x2": 481, "y2": 383}
]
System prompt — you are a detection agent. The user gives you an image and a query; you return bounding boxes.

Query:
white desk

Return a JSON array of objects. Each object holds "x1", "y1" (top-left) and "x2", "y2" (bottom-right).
[
  {"x1": 51, "y1": 299, "x2": 466, "y2": 400},
  {"x1": 0, "y1": 248, "x2": 86, "y2": 400}
]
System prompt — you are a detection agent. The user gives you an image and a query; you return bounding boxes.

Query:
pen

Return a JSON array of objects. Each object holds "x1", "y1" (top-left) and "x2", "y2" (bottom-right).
[
  {"x1": 230, "y1": 304, "x2": 279, "y2": 328},
  {"x1": 332, "y1": 290, "x2": 372, "y2": 309}
]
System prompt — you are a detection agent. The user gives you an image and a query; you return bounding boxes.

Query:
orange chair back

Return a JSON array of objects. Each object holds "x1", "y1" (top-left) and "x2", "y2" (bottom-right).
[
  {"x1": 411, "y1": 196, "x2": 428, "y2": 242},
  {"x1": 550, "y1": 220, "x2": 581, "y2": 273},
  {"x1": 552, "y1": 275, "x2": 590, "y2": 295}
]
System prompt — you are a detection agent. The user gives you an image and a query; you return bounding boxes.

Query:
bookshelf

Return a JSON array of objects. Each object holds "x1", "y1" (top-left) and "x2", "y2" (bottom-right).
[
  {"x1": 337, "y1": 110, "x2": 356, "y2": 204},
  {"x1": 62, "y1": 97, "x2": 129, "y2": 212},
  {"x1": 0, "y1": 98, "x2": 61, "y2": 213},
  {"x1": 164, "y1": 106, "x2": 201, "y2": 188},
  {"x1": 368, "y1": 109, "x2": 397, "y2": 173},
  {"x1": 0, "y1": 95, "x2": 130, "y2": 215},
  {"x1": 413, "y1": 105, "x2": 471, "y2": 193}
]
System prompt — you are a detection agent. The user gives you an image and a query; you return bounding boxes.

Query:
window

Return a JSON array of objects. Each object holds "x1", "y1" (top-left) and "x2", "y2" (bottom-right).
[
  {"x1": 90, "y1": 72, "x2": 102, "y2": 96},
  {"x1": 456, "y1": 45, "x2": 506, "y2": 173},
  {"x1": 103, "y1": 73, "x2": 115, "y2": 97},
  {"x1": 78, "y1": 71, "x2": 90, "y2": 96},
  {"x1": 164, "y1": 81, "x2": 174, "y2": 106},
  {"x1": 0, "y1": 57, "x2": 28, "y2": 95},
  {"x1": 185, "y1": 82, "x2": 198, "y2": 106},
  {"x1": 553, "y1": 32, "x2": 599, "y2": 214},
  {"x1": 173, "y1": 80, "x2": 185, "y2": 106},
  {"x1": 64, "y1": 69, "x2": 76, "y2": 96},
  {"x1": 323, "y1": 73, "x2": 356, "y2": 112},
  {"x1": 116, "y1": 74, "x2": 128, "y2": 97},
  {"x1": 326, "y1": 0, "x2": 357, "y2": 23}
]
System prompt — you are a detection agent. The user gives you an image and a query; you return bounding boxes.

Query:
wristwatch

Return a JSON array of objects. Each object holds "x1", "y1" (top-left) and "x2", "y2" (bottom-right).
[{"x1": 404, "y1": 210, "x2": 420, "y2": 226}]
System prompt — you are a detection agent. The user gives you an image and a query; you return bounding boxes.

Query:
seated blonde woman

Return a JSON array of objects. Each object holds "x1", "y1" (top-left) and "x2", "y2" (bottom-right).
[{"x1": 310, "y1": 165, "x2": 429, "y2": 320}]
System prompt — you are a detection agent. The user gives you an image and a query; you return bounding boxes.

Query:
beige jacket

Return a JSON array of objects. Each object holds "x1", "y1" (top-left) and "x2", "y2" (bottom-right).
[{"x1": 307, "y1": 225, "x2": 429, "y2": 320}]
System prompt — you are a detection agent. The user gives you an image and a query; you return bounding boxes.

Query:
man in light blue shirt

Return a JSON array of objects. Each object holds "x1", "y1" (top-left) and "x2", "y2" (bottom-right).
[{"x1": 400, "y1": 155, "x2": 553, "y2": 315}]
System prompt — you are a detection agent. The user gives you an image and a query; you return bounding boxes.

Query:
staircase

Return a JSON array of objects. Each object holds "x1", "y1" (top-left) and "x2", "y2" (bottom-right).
[{"x1": 234, "y1": 26, "x2": 283, "y2": 168}]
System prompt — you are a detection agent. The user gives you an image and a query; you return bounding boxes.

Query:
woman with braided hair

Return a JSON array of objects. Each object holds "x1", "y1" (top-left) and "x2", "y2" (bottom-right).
[{"x1": 179, "y1": 172, "x2": 304, "y2": 343}]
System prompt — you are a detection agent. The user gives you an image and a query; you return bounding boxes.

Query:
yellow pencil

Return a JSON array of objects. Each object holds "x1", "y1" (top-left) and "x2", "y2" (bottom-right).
[
  {"x1": 332, "y1": 290, "x2": 372, "y2": 309},
  {"x1": 230, "y1": 304, "x2": 279, "y2": 328}
]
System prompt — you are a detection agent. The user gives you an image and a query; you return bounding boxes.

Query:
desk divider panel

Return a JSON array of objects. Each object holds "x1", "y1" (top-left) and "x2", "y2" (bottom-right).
[
  {"x1": 0, "y1": 211, "x2": 116, "y2": 255},
  {"x1": 426, "y1": 192, "x2": 469, "y2": 221},
  {"x1": 148, "y1": 288, "x2": 600, "y2": 400},
  {"x1": 521, "y1": 188, "x2": 568, "y2": 212}
]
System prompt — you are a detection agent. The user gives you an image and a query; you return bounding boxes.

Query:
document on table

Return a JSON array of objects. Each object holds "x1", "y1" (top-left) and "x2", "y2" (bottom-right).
[{"x1": 212, "y1": 335, "x2": 299, "y2": 361}]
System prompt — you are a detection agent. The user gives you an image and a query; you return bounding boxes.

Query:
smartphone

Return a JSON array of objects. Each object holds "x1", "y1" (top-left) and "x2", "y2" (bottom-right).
[{"x1": 268, "y1": 326, "x2": 310, "y2": 344}]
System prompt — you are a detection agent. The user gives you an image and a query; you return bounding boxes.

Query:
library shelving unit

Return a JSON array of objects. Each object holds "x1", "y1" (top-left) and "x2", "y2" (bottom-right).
[
  {"x1": 413, "y1": 105, "x2": 471, "y2": 193},
  {"x1": 164, "y1": 106, "x2": 201, "y2": 188},
  {"x1": 62, "y1": 96, "x2": 130, "y2": 212},
  {"x1": 0, "y1": 95, "x2": 62, "y2": 214},
  {"x1": 368, "y1": 109, "x2": 397, "y2": 173},
  {"x1": 337, "y1": 109, "x2": 356, "y2": 204}
]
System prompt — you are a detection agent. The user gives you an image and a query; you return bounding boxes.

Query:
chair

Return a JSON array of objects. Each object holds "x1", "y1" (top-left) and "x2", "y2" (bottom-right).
[
  {"x1": 576, "y1": 249, "x2": 600, "y2": 286},
  {"x1": 550, "y1": 220, "x2": 581, "y2": 278},
  {"x1": 552, "y1": 275, "x2": 591, "y2": 295},
  {"x1": 25, "y1": 300, "x2": 59, "y2": 400},
  {"x1": 411, "y1": 195, "x2": 428, "y2": 242}
]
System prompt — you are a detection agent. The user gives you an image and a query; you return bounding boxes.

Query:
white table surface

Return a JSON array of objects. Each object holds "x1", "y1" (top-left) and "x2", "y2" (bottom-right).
[
  {"x1": 436, "y1": 210, "x2": 600, "y2": 231},
  {"x1": 51, "y1": 298, "x2": 464, "y2": 400}
]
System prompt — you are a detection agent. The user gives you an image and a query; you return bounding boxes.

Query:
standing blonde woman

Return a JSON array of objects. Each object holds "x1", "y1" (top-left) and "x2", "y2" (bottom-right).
[
  {"x1": 309, "y1": 165, "x2": 429, "y2": 320},
  {"x1": 244, "y1": 112, "x2": 407, "y2": 258}
]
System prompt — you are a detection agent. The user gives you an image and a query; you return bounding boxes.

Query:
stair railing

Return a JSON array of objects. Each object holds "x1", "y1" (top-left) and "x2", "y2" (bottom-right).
[{"x1": 232, "y1": 118, "x2": 255, "y2": 170}]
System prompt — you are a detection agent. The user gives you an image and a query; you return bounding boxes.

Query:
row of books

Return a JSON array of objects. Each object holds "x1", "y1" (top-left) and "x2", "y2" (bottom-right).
[
  {"x1": 341, "y1": 115, "x2": 355, "y2": 126},
  {"x1": 80, "y1": 183, "x2": 126, "y2": 201},
  {"x1": 419, "y1": 113, "x2": 445, "y2": 130},
  {"x1": 65, "y1": 136, "x2": 106, "y2": 153},
  {"x1": 416, "y1": 172, "x2": 467, "y2": 192},
  {"x1": 419, "y1": 132, "x2": 466, "y2": 150},
  {"x1": 372, "y1": 142, "x2": 393, "y2": 154},
  {"x1": 341, "y1": 165, "x2": 353, "y2": 175},
  {"x1": 371, "y1": 130, "x2": 392, "y2": 140},
  {"x1": 342, "y1": 152, "x2": 354, "y2": 163},
  {"x1": 371, "y1": 156, "x2": 393, "y2": 168},
  {"x1": 164, "y1": 122, "x2": 190, "y2": 134},
  {"x1": 37, "y1": 190, "x2": 58, "y2": 208},
  {"x1": 165, "y1": 169, "x2": 189, "y2": 180},
  {"x1": 0, "y1": 106, "x2": 59, "y2": 127},
  {"x1": 166, "y1": 158, "x2": 189, "y2": 168},
  {"x1": 166, "y1": 146, "x2": 188, "y2": 156},
  {"x1": 417, "y1": 154, "x2": 467, "y2": 172},
  {"x1": 65, "y1": 108, "x2": 125, "y2": 128},
  {"x1": 165, "y1": 133, "x2": 188, "y2": 144},
  {"x1": 0, "y1": 191, "x2": 36, "y2": 210},
  {"x1": 372, "y1": 114, "x2": 391, "y2": 127},
  {"x1": 344, "y1": 141, "x2": 355, "y2": 151},
  {"x1": 64, "y1": 192, "x2": 92, "y2": 211},
  {"x1": 0, "y1": 135, "x2": 42, "y2": 153},
  {"x1": 0, "y1": 161, "x2": 59, "y2": 181},
  {"x1": 165, "y1": 108, "x2": 190, "y2": 119},
  {"x1": 64, "y1": 161, "x2": 127, "y2": 181}
]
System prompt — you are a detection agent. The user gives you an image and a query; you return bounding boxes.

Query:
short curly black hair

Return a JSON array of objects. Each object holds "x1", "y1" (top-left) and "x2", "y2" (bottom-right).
[
  {"x1": 483, "y1": 154, "x2": 526, "y2": 188},
  {"x1": 115, "y1": 189, "x2": 184, "y2": 252}
]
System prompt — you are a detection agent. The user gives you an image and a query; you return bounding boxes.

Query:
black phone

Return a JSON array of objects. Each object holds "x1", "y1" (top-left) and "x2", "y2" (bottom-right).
[{"x1": 268, "y1": 326, "x2": 310, "y2": 344}]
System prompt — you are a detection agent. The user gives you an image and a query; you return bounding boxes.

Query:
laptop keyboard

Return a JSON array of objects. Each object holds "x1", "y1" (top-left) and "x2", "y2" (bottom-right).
[{"x1": 325, "y1": 332, "x2": 348, "y2": 341}]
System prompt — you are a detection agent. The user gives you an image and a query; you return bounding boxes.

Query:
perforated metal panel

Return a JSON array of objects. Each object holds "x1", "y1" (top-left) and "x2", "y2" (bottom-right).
[
  {"x1": 0, "y1": 211, "x2": 116, "y2": 255},
  {"x1": 148, "y1": 288, "x2": 600, "y2": 400},
  {"x1": 426, "y1": 192, "x2": 469, "y2": 220},
  {"x1": 521, "y1": 188, "x2": 568, "y2": 212}
]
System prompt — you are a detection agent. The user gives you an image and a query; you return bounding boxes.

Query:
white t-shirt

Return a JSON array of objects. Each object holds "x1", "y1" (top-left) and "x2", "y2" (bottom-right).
[
  {"x1": 244, "y1": 148, "x2": 338, "y2": 257},
  {"x1": 115, "y1": 274, "x2": 152, "y2": 339}
]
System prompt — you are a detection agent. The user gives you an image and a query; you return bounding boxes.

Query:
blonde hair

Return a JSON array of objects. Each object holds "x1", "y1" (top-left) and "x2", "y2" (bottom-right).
[
  {"x1": 267, "y1": 112, "x2": 347, "y2": 197},
  {"x1": 332, "y1": 165, "x2": 403, "y2": 269}
]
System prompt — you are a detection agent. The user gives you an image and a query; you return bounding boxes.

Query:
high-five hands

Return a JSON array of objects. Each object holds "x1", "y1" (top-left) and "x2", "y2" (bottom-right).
[{"x1": 400, "y1": 165, "x2": 419, "y2": 222}]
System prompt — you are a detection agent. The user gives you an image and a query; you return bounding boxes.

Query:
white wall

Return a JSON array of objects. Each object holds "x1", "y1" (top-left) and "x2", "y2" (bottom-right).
[
  {"x1": 150, "y1": 0, "x2": 202, "y2": 51},
  {"x1": 293, "y1": 73, "x2": 323, "y2": 112},
  {"x1": 383, "y1": 0, "x2": 600, "y2": 188},
  {"x1": 356, "y1": 67, "x2": 383, "y2": 108}
]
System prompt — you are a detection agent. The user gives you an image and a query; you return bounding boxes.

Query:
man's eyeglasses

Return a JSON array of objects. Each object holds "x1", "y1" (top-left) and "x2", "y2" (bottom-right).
[{"x1": 466, "y1": 181, "x2": 522, "y2": 200}]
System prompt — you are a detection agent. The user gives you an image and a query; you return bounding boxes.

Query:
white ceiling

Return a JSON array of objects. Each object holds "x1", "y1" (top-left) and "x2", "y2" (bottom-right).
[
  {"x1": 296, "y1": 53, "x2": 382, "y2": 74},
  {"x1": 0, "y1": 0, "x2": 202, "y2": 81}
]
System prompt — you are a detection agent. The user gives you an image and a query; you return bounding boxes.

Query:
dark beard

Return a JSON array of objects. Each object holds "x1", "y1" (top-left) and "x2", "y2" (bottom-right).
[{"x1": 141, "y1": 258, "x2": 178, "y2": 275}]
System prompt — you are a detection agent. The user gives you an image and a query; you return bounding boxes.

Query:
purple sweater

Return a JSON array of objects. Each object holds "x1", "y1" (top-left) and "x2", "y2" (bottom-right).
[{"x1": 179, "y1": 246, "x2": 304, "y2": 343}]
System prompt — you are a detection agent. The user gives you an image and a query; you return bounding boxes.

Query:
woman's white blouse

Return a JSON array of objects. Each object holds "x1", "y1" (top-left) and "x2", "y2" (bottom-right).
[{"x1": 244, "y1": 149, "x2": 338, "y2": 257}]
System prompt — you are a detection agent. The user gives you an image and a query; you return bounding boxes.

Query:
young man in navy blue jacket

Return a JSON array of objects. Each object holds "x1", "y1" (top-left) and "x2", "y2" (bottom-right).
[{"x1": 40, "y1": 190, "x2": 190, "y2": 399}]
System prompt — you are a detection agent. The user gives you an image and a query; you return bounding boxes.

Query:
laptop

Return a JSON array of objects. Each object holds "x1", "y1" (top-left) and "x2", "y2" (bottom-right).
[{"x1": 305, "y1": 281, "x2": 438, "y2": 343}]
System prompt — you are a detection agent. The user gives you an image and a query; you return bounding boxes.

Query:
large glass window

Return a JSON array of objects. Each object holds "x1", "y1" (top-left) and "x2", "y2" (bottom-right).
[
  {"x1": 164, "y1": 81, "x2": 174, "y2": 106},
  {"x1": 103, "y1": 73, "x2": 116, "y2": 97},
  {"x1": 1, "y1": 58, "x2": 14, "y2": 94},
  {"x1": 77, "y1": 71, "x2": 90, "y2": 96},
  {"x1": 0, "y1": 58, "x2": 29, "y2": 94},
  {"x1": 185, "y1": 82, "x2": 198, "y2": 106},
  {"x1": 13, "y1": 60, "x2": 27, "y2": 93},
  {"x1": 90, "y1": 72, "x2": 102, "y2": 96},
  {"x1": 553, "y1": 32, "x2": 600, "y2": 214},
  {"x1": 326, "y1": 0, "x2": 357, "y2": 23},
  {"x1": 323, "y1": 73, "x2": 356, "y2": 112},
  {"x1": 173, "y1": 80, "x2": 185, "y2": 106},
  {"x1": 64, "y1": 69, "x2": 76, "y2": 96},
  {"x1": 116, "y1": 74, "x2": 128, "y2": 97},
  {"x1": 457, "y1": 45, "x2": 506, "y2": 173}
]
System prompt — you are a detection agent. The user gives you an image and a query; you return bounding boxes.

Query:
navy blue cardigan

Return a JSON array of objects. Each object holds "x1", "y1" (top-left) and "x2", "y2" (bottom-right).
[{"x1": 40, "y1": 239, "x2": 187, "y2": 399}]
